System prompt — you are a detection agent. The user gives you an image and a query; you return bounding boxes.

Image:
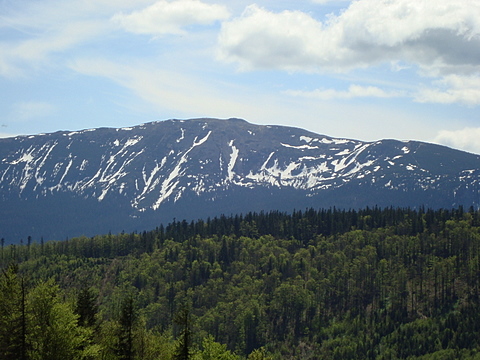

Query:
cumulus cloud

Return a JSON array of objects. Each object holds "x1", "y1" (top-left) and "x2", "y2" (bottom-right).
[
  {"x1": 286, "y1": 85, "x2": 404, "y2": 100},
  {"x1": 217, "y1": 5, "x2": 326, "y2": 72},
  {"x1": 112, "y1": 0, "x2": 230, "y2": 36},
  {"x1": 434, "y1": 127, "x2": 480, "y2": 154},
  {"x1": 218, "y1": 0, "x2": 480, "y2": 75}
]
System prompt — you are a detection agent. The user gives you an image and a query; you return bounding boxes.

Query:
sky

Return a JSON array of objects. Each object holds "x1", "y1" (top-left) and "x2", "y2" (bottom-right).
[{"x1": 1, "y1": 0, "x2": 480, "y2": 154}]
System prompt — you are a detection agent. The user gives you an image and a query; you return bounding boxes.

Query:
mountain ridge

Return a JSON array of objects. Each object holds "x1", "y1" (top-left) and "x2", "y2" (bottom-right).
[{"x1": 1, "y1": 118, "x2": 479, "y2": 243}]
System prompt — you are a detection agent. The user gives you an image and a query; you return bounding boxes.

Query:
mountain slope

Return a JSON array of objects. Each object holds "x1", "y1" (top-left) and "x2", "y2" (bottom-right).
[{"x1": 1, "y1": 118, "x2": 479, "y2": 242}]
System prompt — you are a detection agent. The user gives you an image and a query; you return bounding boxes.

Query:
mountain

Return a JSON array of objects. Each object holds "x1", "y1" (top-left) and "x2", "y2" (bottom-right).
[{"x1": 1, "y1": 118, "x2": 479, "y2": 243}]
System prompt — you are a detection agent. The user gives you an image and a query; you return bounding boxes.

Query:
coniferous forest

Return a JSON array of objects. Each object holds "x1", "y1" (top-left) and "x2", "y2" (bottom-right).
[{"x1": 2, "y1": 207, "x2": 480, "y2": 359}]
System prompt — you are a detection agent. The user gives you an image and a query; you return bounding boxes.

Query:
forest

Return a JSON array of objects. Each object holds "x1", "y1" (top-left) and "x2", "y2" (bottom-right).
[{"x1": 2, "y1": 206, "x2": 480, "y2": 359}]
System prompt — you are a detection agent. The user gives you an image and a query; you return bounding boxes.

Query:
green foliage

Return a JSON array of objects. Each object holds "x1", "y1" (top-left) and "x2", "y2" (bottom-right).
[
  {"x1": 194, "y1": 335, "x2": 239, "y2": 360},
  {"x1": 173, "y1": 306, "x2": 193, "y2": 360},
  {"x1": 1, "y1": 207, "x2": 480, "y2": 359},
  {"x1": 0, "y1": 264, "x2": 27, "y2": 360},
  {"x1": 247, "y1": 347, "x2": 273, "y2": 360},
  {"x1": 27, "y1": 279, "x2": 91, "y2": 360},
  {"x1": 114, "y1": 296, "x2": 137, "y2": 360},
  {"x1": 76, "y1": 286, "x2": 98, "y2": 328}
]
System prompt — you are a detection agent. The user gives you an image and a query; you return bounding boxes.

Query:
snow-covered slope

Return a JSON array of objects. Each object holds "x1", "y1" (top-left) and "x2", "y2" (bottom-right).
[{"x1": 1, "y1": 118, "x2": 479, "y2": 242}]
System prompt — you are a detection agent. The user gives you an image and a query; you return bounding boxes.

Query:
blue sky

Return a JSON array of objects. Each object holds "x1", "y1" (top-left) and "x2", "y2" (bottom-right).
[{"x1": 1, "y1": 0, "x2": 480, "y2": 153}]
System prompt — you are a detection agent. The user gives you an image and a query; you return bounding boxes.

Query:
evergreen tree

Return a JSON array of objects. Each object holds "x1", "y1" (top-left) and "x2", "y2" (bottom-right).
[
  {"x1": 0, "y1": 264, "x2": 27, "y2": 360},
  {"x1": 75, "y1": 286, "x2": 98, "y2": 328},
  {"x1": 174, "y1": 306, "x2": 193, "y2": 360},
  {"x1": 2, "y1": 206, "x2": 480, "y2": 359},
  {"x1": 115, "y1": 296, "x2": 137, "y2": 360}
]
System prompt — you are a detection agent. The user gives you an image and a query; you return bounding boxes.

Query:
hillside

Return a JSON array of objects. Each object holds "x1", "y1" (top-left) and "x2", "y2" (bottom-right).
[
  {"x1": 1, "y1": 118, "x2": 479, "y2": 243},
  {"x1": 2, "y1": 207, "x2": 480, "y2": 359}
]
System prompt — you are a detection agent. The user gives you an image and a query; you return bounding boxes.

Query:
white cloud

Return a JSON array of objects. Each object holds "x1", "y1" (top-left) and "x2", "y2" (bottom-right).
[
  {"x1": 68, "y1": 57, "x2": 285, "y2": 120},
  {"x1": 217, "y1": 5, "x2": 326, "y2": 72},
  {"x1": 10, "y1": 102, "x2": 56, "y2": 122},
  {"x1": 68, "y1": 56, "x2": 441, "y2": 146},
  {"x1": 434, "y1": 127, "x2": 480, "y2": 154},
  {"x1": 415, "y1": 75, "x2": 480, "y2": 105},
  {"x1": 111, "y1": 0, "x2": 230, "y2": 36},
  {"x1": 0, "y1": 21, "x2": 107, "y2": 77},
  {"x1": 218, "y1": 0, "x2": 480, "y2": 74},
  {"x1": 0, "y1": 0, "x2": 115, "y2": 77},
  {"x1": 0, "y1": 0, "x2": 166, "y2": 78},
  {"x1": 15, "y1": 21, "x2": 106, "y2": 62},
  {"x1": 0, "y1": 0, "x2": 150, "y2": 31},
  {"x1": 310, "y1": 0, "x2": 351, "y2": 4},
  {"x1": 286, "y1": 84, "x2": 404, "y2": 100}
]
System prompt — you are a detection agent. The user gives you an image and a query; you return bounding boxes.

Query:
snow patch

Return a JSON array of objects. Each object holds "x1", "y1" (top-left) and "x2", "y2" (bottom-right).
[
  {"x1": 261, "y1": 152, "x2": 275, "y2": 170},
  {"x1": 152, "y1": 131, "x2": 212, "y2": 210},
  {"x1": 281, "y1": 143, "x2": 319, "y2": 150},
  {"x1": 124, "y1": 136, "x2": 142, "y2": 147},
  {"x1": 58, "y1": 157, "x2": 73, "y2": 184},
  {"x1": 177, "y1": 128, "x2": 185, "y2": 143},
  {"x1": 336, "y1": 149, "x2": 351, "y2": 156},
  {"x1": 11, "y1": 153, "x2": 34, "y2": 164},
  {"x1": 227, "y1": 140, "x2": 239, "y2": 181}
]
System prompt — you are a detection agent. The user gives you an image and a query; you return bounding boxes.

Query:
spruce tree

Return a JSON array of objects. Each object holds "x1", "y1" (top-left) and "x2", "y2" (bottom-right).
[
  {"x1": 115, "y1": 296, "x2": 137, "y2": 360},
  {"x1": 173, "y1": 306, "x2": 192, "y2": 360},
  {"x1": 0, "y1": 264, "x2": 27, "y2": 360},
  {"x1": 75, "y1": 286, "x2": 98, "y2": 328}
]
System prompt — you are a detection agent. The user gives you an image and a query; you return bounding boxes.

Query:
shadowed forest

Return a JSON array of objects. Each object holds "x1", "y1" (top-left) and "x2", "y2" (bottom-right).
[{"x1": 2, "y1": 206, "x2": 480, "y2": 359}]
